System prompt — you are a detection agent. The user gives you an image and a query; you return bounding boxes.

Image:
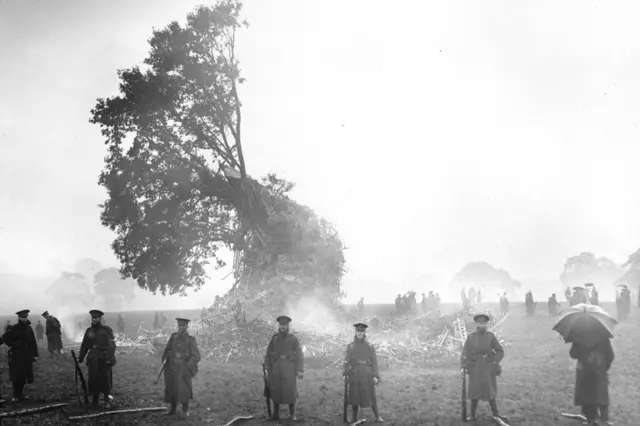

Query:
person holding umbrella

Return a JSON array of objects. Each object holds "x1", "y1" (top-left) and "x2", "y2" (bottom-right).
[{"x1": 553, "y1": 304, "x2": 616, "y2": 426}]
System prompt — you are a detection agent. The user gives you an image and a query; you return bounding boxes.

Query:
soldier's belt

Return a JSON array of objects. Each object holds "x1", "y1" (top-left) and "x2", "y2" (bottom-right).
[{"x1": 275, "y1": 355, "x2": 294, "y2": 361}]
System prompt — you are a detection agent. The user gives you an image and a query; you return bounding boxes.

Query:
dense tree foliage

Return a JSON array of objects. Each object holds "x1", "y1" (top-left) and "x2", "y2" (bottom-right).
[
  {"x1": 91, "y1": 1, "x2": 345, "y2": 299},
  {"x1": 450, "y1": 261, "x2": 521, "y2": 294},
  {"x1": 559, "y1": 252, "x2": 623, "y2": 289}
]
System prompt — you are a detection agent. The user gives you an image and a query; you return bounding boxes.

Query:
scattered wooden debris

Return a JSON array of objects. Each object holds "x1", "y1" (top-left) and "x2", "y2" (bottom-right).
[
  {"x1": 0, "y1": 403, "x2": 68, "y2": 418},
  {"x1": 68, "y1": 406, "x2": 166, "y2": 420}
]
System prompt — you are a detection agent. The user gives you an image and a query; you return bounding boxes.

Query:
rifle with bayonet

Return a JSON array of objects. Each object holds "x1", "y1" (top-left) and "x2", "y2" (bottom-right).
[
  {"x1": 71, "y1": 350, "x2": 89, "y2": 405},
  {"x1": 262, "y1": 363, "x2": 272, "y2": 417},
  {"x1": 343, "y1": 366, "x2": 350, "y2": 423},
  {"x1": 154, "y1": 360, "x2": 166, "y2": 384},
  {"x1": 461, "y1": 366, "x2": 467, "y2": 421}
]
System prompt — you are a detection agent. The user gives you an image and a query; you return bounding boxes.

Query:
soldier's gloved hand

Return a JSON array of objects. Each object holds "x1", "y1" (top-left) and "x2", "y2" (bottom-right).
[
  {"x1": 373, "y1": 377, "x2": 379, "y2": 385},
  {"x1": 297, "y1": 372, "x2": 303, "y2": 379}
]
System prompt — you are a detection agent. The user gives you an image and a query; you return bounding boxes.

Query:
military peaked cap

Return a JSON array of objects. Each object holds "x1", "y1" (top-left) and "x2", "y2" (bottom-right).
[
  {"x1": 16, "y1": 309, "x2": 30, "y2": 317},
  {"x1": 473, "y1": 313, "x2": 490, "y2": 323},
  {"x1": 276, "y1": 316, "x2": 292, "y2": 324},
  {"x1": 176, "y1": 318, "x2": 190, "y2": 324},
  {"x1": 89, "y1": 310, "x2": 104, "y2": 317},
  {"x1": 41, "y1": 311, "x2": 49, "y2": 317},
  {"x1": 353, "y1": 323, "x2": 368, "y2": 329}
]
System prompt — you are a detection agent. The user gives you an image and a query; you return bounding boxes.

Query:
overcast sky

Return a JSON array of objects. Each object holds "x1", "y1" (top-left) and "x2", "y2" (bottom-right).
[{"x1": 1, "y1": 0, "x2": 640, "y2": 308}]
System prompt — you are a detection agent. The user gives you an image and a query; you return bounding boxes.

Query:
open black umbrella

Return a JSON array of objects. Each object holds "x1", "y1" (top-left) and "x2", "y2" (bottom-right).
[{"x1": 552, "y1": 303, "x2": 617, "y2": 347}]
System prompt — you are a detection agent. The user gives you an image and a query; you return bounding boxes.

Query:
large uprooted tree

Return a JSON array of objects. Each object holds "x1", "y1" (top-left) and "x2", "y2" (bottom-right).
[{"x1": 90, "y1": 1, "x2": 345, "y2": 308}]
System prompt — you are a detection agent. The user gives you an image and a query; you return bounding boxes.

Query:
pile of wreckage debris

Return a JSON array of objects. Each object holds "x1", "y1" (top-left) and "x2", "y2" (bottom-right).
[{"x1": 67, "y1": 290, "x2": 510, "y2": 369}]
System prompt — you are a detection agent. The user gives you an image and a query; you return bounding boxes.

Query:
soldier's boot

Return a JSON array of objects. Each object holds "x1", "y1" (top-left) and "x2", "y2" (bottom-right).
[
  {"x1": 182, "y1": 402, "x2": 190, "y2": 417},
  {"x1": 600, "y1": 406, "x2": 611, "y2": 424},
  {"x1": 103, "y1": 394, "x2": 112, "y2": 409},
  {"x1": 164, "y1": 403, "x2": 177, "y2": 415},
  {"x1": 92, "y1": 394, "x2": 100, "y2": 408},
  {"x1": 351, "y1": 405, "x2": 359, "y2": 422},
  {"x1": 372, "y1": 404, "x2": 384, "y2": 422},
  {"x1": 270, "y1": 404, "x2": 280, "y2": 420},
  {"x1": 489, "y1": 400, "x2": 507, "y2": 421},
  {"x1": 12, "y1": 381, "x2": 25, "y2": 402},
  {"x1": 467, "y1": 399, "x2": 478, "y2": 421},
  {"x1": 289, "y1": 403, "x2": 297, "y2": 420}
]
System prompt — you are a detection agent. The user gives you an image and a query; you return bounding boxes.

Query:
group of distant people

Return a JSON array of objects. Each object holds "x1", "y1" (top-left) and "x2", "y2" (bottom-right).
[
  {"x1": 520, "y1": 283, "x2": 636, "y2": 323},
  {"x1": 388, "y1": 291, "x2": 441, "y2": 316},
  {"x1": 461, "y1": 287, "x2": 482, "y2": 310}
]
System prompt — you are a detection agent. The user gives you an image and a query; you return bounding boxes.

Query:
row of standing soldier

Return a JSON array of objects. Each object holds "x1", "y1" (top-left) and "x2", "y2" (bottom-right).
[
  {"x1": 263, "y1": 315, "x2": 384, "y2": 423},
  {"x1": 0, "y1": 309, "x2": 200, "y2": 416}
]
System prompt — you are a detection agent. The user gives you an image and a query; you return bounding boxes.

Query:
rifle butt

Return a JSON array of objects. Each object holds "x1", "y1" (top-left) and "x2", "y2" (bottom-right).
[{"x1": 461, "y1": 368, "x2": 467, "y2": 421}]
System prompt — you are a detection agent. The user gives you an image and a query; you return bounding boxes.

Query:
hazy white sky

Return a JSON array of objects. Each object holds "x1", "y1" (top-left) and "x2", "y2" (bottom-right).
[{"x1": 1, "y1": 0, "x2": 640, "y2": 307}]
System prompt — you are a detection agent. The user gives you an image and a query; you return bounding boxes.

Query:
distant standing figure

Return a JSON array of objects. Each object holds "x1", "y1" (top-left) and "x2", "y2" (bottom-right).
[
  {"x1": 460, "y1": 314, "x2": 507, "y2": 422},
  {"x1": 162, "y1": 318, "x2": 201, "y2": 417},
  {"x1": 570, "y1": 338, "x2": 614, "y2": 425},
  {"x1": 499, "y1": 293, "x2": 509, "y2": 316},
  {"x1": 616, "y1": 287, "x2": 631, "y2": 321},
  {"x1": 477, "y1": 289, "x2": 482, "y2": 304},
  {"x1": 394, "y1": 295, "x2": 402, "y2": 315},
  {"x1": 264, "y1": 316, "x2": 304, "y2": 421},
  {"x1": 4, "y1": 320, "x2": 11, "y2": 333},
  {"x1": 468, "y1": 288, "x2": 477, "y2": 306},
  {"x1": 357, "y1": 297, "x2": 365, "y2": 317},
  {"x1": 116, "y1": 314, "x2": 125, "y2": 334},
  {"x1": 42, "y1": 311, "x2": 63, "y2": 357},
  {"x1": 564, "y1": 287, "x2": 572, "y2": 303},
  {"x1": 343, "y1": 323, "x2": 383, "y2": 423},
  {"x1": 590, "y1": 287, "x2": 600, "y2": 306},
  {"x1": 548, "y1": 294, "x2": 559, "y2": 317},
  {"x1": 35, "y1": 320, "x2": 44, "y2": 345},
  {"x1": 78, "y1": 310, "x2": 116, "y2": 408},
  {"x1": 525, "y1": 291, "x2": 535, "y2": 316}
]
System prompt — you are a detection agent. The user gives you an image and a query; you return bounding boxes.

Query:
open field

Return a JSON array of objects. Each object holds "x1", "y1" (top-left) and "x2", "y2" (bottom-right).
[{"x1": 0, "y1": 302, "x2": 639, "y2": 425}]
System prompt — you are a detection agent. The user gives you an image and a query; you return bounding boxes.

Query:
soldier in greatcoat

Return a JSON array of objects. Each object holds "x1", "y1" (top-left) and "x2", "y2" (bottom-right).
[
  {"x1": 570, "y1": 337, "x2": 614, "y2": 424},
  {"x1": 78, "y1": 309, "x2": 117, "y2": 408},
  {"x1": 0, "y1": 310, "x2": 39, "y2": 401},
  {"x1": 161, "y1": 317, "x2": 201, "y2": 417},
  {"x1": 264, "y1": 316, "x2": 304, "y2": 421},
  {"x1": 460, "y1": 313, "x2": 506, "y2": 422},
  {"x1": 42, "y1": 310, "x2": 63, "y2": 357},
  {"x1": 343, "y1": 322, "x2": 383, "y2": 423}
]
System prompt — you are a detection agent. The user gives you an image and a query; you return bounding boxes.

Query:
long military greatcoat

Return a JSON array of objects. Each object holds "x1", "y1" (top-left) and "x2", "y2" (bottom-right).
[
  {"x1": 79, "y1": 324, "x2": 116, "y2": 395},
  {"x1": 343, "y1": 338, "x2": 379, "y2": 408},
  {"x1": 0, "y1": 321, "x2": 38, "y2": 383},
  {"x1": 162, "y1": 331, "x2": 201, "y2": 405},
  {"x1": 461, "y1": 331, "x2": 504, "y2": 401},
  {"x1": 570, "y1": 340, "x2": 614, "y2": 406},
  {"x1": 264, "y1": 332, "x2": 304, "y2": 405},
  {"x1": 45, "y1": 316, "x2": 63, "y2": 352}
]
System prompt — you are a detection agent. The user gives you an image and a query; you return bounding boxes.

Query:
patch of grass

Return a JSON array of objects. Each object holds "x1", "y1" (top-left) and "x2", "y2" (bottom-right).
[{"x1": 0, "y1": 303, "x2": 638, "y2": 425}]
